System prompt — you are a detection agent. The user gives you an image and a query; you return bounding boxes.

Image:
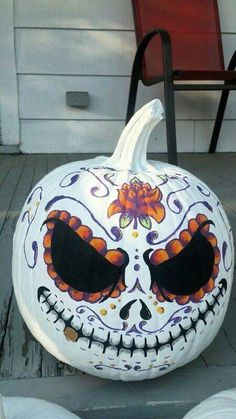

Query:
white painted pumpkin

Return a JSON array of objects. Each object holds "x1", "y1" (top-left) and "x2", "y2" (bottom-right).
[
  {"x1": 0, "y1": 396, "x2": 79, "y2": 419},
  {"x1": 13, "y1": 99, "x2": 234, "y2": 381},
  {"x1": 183, "y1": 388, "x2": 236, "y2": 418}
]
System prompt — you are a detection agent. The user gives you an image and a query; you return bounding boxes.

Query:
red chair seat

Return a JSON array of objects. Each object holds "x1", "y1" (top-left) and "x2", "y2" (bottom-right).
[{"x1": 173, "y1": 70, "x2": 236, "y2": 81}]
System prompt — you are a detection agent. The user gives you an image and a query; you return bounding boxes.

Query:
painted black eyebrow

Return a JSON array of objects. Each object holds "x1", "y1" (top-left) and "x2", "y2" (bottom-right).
[
  {"x1": 144, "y1": 220, "x2": 215, "y2": 299},
  {"x1": 42, "y1": 218, "x2": 129, "y2": 297}
]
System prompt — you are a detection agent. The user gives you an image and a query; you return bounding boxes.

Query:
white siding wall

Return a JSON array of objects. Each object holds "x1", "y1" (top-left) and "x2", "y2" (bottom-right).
[{"x1": 14, "y1": 0, "x2": 236, "y2": 153}]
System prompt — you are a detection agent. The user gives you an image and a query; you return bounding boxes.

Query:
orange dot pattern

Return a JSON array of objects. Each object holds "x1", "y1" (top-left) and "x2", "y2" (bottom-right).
[
  {"x1": 150, "y1": 214, "x2": 221, "y2": 305},
  {"x1": 43, "y1": 210, "x2": 126, "y2": 303}
]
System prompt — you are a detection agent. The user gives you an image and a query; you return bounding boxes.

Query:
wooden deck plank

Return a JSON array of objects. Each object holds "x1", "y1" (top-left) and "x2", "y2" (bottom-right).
[
  {"x1": 2, "y1": 366, "x2": 236, "y2": 419},
  {"x1": 0, "y1": 155, "x2": 43, "y2": 379},
  {"x1": 0, "y1": 156, "x2": 26, "y2": 353},
  {"x1": 31, "y1": 154, "x2": 48, "y2": 187},
  {"x1": 46, "y1": 154, "x2": 70, "y2": 174},
  {"x1": 0, "y1": 156, "x2": 26, "y2": 233}
]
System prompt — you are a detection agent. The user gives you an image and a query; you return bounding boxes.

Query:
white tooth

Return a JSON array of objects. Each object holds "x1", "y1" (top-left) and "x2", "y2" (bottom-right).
[
  {"x1": 78, "y1": 337, "x2": 89, "y2": 350},
  {"x1": 61, "y1": 309, "x2": 73, "y2": 321},
  {"x1": 53, "y1": 300, "x2": 65, "y2": 313},
  {"x1": 191, "y1": 309, "x2": 199, "y2": 321},
  {"x1": 123, "y1": 334, "x2": 133, "y2": 348},
  {"x1": 199, "y1": 300, "x2": 207, "y2": 313},
  {"x1": 55, "y1": 318, "x2": 66, "y2": 331},
  {"x1": 219, "y1": 284, "x2": 226, "y2": 296},
  {"x1": 172, "y1": 335, "x2": 185, "y2": 352},
  {"x1": 106, "y1": 346, "x2": 118, "y2": 359},
  {"x1": 71, "y1": 316, "x2": 82, "y2": 330},
  {"x1": 42, "y1": 289, "x2": 51, "y2": 298},
  {"x1": 146, "y1": 334, "x2": 157, "y2": 348},
  {"x1": 171, "y1": 326, "x2": 181, "y2": 339},
  {"x1": 186, "y1": 329, "x2": 195, "y2": 343},
  {"x1": 82, "y1": 324, "x2": 93, "y2": 337},
  {"x1": 158, "y1": 343, "x2": 171, "y2": 358},
  {"x1": 91, "y1": 341, "x2": 104, "y2": 355},
  {"x1": 93, "y1": 329, "x2": 108, "y2": 343},
  {"x1": 207, "y1": 293, "x2": 215, "y2": 305},
  {"x1": 40, "y1": 301, "x2": 50, "y2": 313},
  {"x1": 47, "y1": 294, "x2": 56, "y2": 305},
  {"x1": 135, "y1": 335, "x2": 145, "y2": 348},
  {"x1": 109, "y1": 332, "x2": 120, "y2": 346},
  {"x1": 146, "y1": 349, "x2": 157, "y2": 359},
  {"x1": 204, "y1": 311, "x2": 214, "y2": 325},
  {"x1": 132, "y1": 349, "x2": 144, "y2": 362},
  {"x1": 46, "y1": 310, "x2": 58, "y2": 323},
  {"x1": 119, "y1": 348, "x2": 131, "y2": 360},
  {"x1": 181, "y1": 316, "x2": 192, "y2": 330},
  {"x1": 158, "y1": 332, "x2": 168, "y2": 344},
  {"x1": 196, "y1": 319, "x2": 206, "y2": 335}
]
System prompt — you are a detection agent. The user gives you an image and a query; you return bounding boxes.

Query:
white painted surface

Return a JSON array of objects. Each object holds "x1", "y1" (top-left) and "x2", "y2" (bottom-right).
[
  {"x1": 14, "y1": 0, "x2": 134, "y2": 30},
  {"x1": 0, "y1": 0, "x2": 19, "y2": 145},
  {"x1": 195, "y1": 120, "x2": 236, "y2": 152},
  {"x1": 16, "y1": 29, "x2": 135, "y2": 76},
  {"x1": 218, "y1": 0, "x2": 236, "y2": 33},
  {"x1": 12, "y1": 0, "x2": 236, "y2": 153},
  {"x1": 20, "y1": 119, "x2": 194, "y2": 153},
  {"x1": 18, "y1": 75, "x2": 236, "y2": 120}
]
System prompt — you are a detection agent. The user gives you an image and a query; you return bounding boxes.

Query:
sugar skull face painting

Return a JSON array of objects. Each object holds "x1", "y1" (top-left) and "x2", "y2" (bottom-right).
[{"x1": 13, "y1": 100, "x2": 234, "y2": 381}]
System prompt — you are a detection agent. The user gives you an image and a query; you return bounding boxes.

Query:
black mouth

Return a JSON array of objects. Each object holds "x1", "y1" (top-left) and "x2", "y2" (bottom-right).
[{"x1": 37, "y1": 279, "x2": 227, "y2": 357}]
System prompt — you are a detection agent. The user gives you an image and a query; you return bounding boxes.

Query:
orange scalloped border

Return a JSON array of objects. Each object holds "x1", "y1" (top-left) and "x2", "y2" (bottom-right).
[
  {"x1": 43, "y1": 210, "x2": 126, "y2": 303},
  {"x1": 150, "y1": 214, "x2": 220, "y2": 305}
]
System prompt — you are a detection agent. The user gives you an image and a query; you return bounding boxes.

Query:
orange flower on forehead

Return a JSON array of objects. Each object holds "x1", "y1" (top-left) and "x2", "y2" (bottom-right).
[{"x1": 107, "y1": 177, "x2": 165, "y2": 230}]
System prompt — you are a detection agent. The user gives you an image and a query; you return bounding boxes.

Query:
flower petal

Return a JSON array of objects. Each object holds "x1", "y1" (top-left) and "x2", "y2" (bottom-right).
[
  {"x1": 107, "y1": 199, "x2": 123, "y2": 218},
  {"x1": 139, "y1": 202, "x2": 165, "y2": 223}
]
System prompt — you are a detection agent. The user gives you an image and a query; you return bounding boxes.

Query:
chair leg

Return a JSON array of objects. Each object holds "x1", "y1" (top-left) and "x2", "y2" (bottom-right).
[
  {"x1": 208, "y1": 90, "x2": 229, "y2": 153},
  {"x1": 126, "y1": 71, "x2": 139, "y2": 124},
  {"x1": 164, "y1": 81, "x2": 178, "y2": 165},
  {"x1": 209, "y1": 50, "x2": 236, "y2": 153}
]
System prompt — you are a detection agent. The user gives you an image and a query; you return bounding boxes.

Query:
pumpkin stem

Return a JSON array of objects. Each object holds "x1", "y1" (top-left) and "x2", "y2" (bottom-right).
[{"x1": 106, "y1": 99, "x2": 163, "y2": 171}]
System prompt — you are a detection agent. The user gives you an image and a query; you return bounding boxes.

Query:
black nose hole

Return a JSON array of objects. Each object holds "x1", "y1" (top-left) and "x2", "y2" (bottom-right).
[
  {"x1": 140, "y1": 300, "x2": 152, "y2": 320},
  {"x1": 119, "y1": 299, "x2": 137, "y2": 320}
]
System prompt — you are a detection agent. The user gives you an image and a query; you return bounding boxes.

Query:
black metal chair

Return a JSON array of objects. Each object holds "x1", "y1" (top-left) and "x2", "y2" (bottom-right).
[{"x1": 126, "y1": 0, "x2": 236, "y2": 165}]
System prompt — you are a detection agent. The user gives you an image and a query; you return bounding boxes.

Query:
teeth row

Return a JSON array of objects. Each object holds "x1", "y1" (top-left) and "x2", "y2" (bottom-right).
[{"x1": 39, "y1": 283, "x2": 225, "y2": 353}]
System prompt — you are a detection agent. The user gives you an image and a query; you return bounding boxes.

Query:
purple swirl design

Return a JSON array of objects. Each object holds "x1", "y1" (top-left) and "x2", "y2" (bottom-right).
[
  {"x1": 166, "y1": 176, "x2": 190, "y2": 214},
  {"x1": 94, "y1": 364, "x2": 132, "y2": 371},
  {"x1": 197, "y1": 184, "x2": 211, "y2": 197},
  {"x1": 45, "y1": 195, "x2": 122, "y2": 242},
  {"x1": 21, "y1": 187, "x2": 42, "y2": 268},
  {"x1": 60, "y1": 168, "x2": 110, "y2": 198},
  {"x1": 216, "y1": 201, "x2": 233, "y2": 272},
  {"x1": 146, "y1": 200, "x2": 213, "y2": 245},
  {"x1": 222, "y1": 238, "x2": 233, "y2": 272},
  {"x1": 60, "y1": 173, "x2": 80, "y2": 187},
  {"x1": 26, "y1": 186, "x2": 43, "y2": 205},
  {"x1": 94, "y1": 363, "x2": 170, "y2": 372},
  {"x1": 104, "y1": 173, "x2": 118, "y2": 186},
  {"x1": 139, "y1": 306, "x2": 192, "y2": 334},
  {"x1": 217, "y1": 201, "x2": 229, "y2": 230},
  {"x1": 76, "y1": 306, "x2": 128, "y2": 331},
  {"x1": 156, "y1": 174, "x2": 169, "y2": 187},
  {"x1": 134, "y1": 363, "x2": 170, "y2": 372}
]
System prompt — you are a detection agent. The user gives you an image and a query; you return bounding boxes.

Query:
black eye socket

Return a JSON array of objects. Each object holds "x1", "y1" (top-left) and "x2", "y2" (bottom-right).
[
  {"x1": 144, "y1": 221, "x2": 215, "y2": 300},
  {"x1": 43, "y1": 218, "x2": 129, "y2": 296}
]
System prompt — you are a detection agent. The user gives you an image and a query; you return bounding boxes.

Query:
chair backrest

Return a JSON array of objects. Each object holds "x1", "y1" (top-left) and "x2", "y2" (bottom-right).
[{"x1": 132, "y1": 0, "x2": 225, "y2": 82}]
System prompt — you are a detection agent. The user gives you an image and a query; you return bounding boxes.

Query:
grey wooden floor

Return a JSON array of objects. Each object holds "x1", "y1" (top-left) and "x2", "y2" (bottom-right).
[{"x1": 0, "y1": 152, "x2": 236, "y2": 418}]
